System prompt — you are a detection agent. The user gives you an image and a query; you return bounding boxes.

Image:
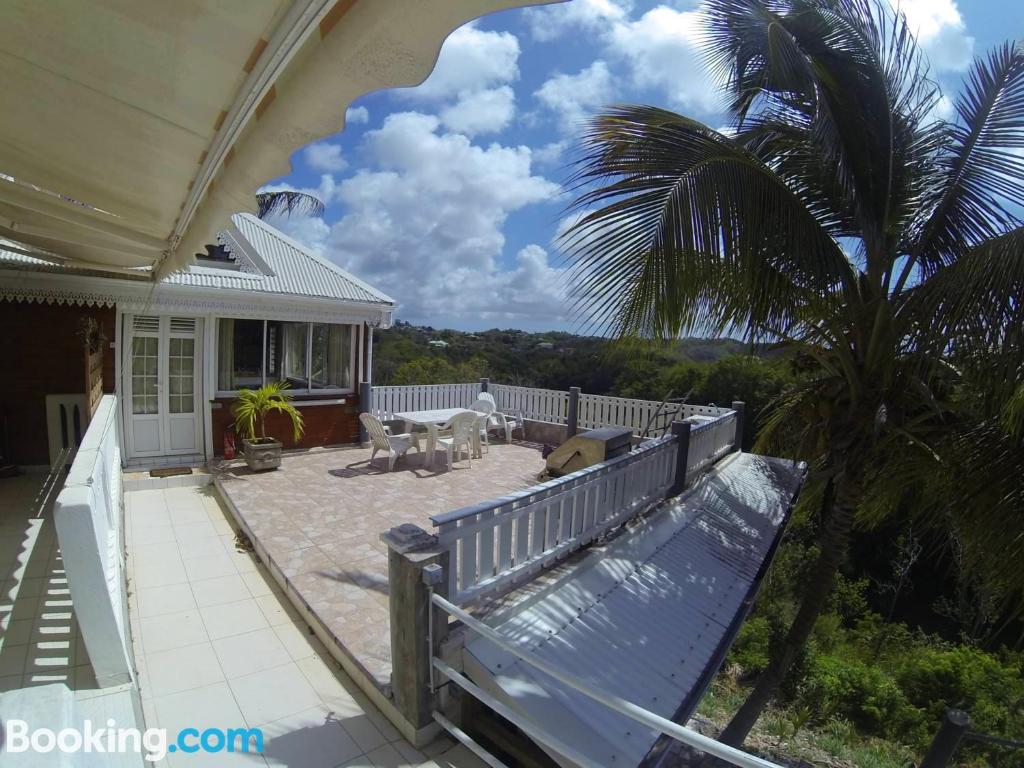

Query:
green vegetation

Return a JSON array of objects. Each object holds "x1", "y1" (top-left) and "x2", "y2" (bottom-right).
[{"x1": 232, "y1": 381, "x2": 305, "y2": 444}]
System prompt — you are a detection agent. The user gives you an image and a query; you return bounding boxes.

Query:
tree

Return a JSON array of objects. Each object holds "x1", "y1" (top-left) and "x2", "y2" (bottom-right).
[
  {"x1": 562, "y1": 0, "x2": 1024, "y2": 747},
  {"x1": 255, "y1": 191, "x2": 323, "y2": 220}
]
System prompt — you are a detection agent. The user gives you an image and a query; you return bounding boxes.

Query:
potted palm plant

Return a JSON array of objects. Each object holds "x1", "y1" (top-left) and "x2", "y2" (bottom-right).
[{"x1": 233, "y1": 381, "x2": 304, "y2": 471}]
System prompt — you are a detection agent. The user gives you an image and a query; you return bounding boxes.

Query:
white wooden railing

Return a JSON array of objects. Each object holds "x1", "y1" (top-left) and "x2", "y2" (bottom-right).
[
  {"x1": 368, "y1": 381, "x2": 734, "y2": 437},
  {"x1": 53, "y1": 394, "x2": 133, "y2": 687},
  {"x1": 578, "y1": 392, "x2": 731, "y2": 435},
  {"x1": 371, "y1": 382, "x2": 479, "y2": 420},
  {"x1": 431, "y1": 434, "x2": 678, "y2": 606},
  {"x1": 491, "y1": 383, "x2": 569, "y2": 423},
  {"x1": 686, "y1": 410, "x2": 739, "y2": 484}
]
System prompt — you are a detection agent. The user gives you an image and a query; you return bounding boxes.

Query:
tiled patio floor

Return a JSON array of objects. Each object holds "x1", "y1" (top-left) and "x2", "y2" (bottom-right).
[
  {"x1": 127, "y1": 485, "x2": 484, "y2": 768},
  {"x1": 0, "y1": 471, "x2": 96, "y2": 691},
  {"x1": 213, "y1": 441, "x2": 545, "y2": 688}
]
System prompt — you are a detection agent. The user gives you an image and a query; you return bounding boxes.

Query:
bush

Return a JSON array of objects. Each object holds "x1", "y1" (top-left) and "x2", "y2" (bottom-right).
[
  {"x1": 730, "y1": 616, "x2": 772, "y2": 676},
  {"x1": 895, "y1": 645, "x2": 1024, "y2": 753},
  {"x1": 797, "y1": 654, "x2": 924, "y2": 741}
]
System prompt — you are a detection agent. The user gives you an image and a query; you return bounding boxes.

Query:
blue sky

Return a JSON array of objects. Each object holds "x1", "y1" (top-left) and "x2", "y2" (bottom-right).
[{"x1": 262, "y1": 0, "x2": 1024, "y2": 332}]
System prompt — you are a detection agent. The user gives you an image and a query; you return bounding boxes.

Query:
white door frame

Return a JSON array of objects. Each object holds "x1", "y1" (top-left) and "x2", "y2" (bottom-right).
[{"x1": 121, "y1": 314, "x2": 204, "y2": 459}]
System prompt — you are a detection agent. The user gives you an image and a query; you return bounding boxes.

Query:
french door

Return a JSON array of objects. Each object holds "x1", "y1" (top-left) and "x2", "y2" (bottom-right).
[{"x1": 124, "y1": 315, "x2": 203, "y2": 458}]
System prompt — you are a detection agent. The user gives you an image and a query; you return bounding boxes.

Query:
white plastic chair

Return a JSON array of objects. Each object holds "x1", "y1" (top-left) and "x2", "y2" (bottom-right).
[
  {"x1": 469, "y1": 397, "x2": 494, "y2": 454},
  {"x1": 477, "y1": 392, "x2": 522, "y2": 444},
  {"x1": 435, "y1": 411, "x2": 480, "y2": 470},
  {"x1": 360, "y1": 412, "x2": 418, "y2": 472}
]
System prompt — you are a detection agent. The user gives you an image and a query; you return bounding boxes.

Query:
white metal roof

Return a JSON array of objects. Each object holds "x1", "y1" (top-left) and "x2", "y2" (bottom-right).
[
  {"x1": 462, "y1": 452, "x2": 806, "y2": 768},
  {"x1": 164, "y1": 213, "x2": 394, "y2": 306},
  {"x1": 0, "y1": 0, "x2": 551, "y2": 277}
]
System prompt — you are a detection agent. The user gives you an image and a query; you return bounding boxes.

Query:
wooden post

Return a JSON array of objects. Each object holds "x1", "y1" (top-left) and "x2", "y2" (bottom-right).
[
  {"x1": 670, "y1": 420, "x2": 692, "y2": 495},
  {"x1": 567, "y1": 387, "x2": 580, "y2": 437},
  {"x1": 359, "y1": 381, "x2": 372, "y2": 444},
  {"x1": 731, "y1": 400, "x2": 746, "y2": 453},
  {"x1": 480, "y1": 377, "x2": 489, "y2": 393},
  {"x1": 381, "y1": 524, "x2": 450, "y2": 734},
  {"x1": 921, "y1": 710, "x2": 970, "y2": 768}
]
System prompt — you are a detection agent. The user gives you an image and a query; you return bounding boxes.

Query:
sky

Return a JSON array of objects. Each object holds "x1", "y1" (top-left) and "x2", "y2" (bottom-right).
[{"x1": 261, "y1": 0, "x2": 1024, "y2": 333}]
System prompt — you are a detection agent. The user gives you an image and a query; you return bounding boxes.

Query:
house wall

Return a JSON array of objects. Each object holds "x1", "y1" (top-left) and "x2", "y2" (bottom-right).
[
  {"x1": 210, "y1": 396, "x2": 360, "y2": 456},
  {"x1": 0, "y1": 300, "x2": 115, "y2": 465}
]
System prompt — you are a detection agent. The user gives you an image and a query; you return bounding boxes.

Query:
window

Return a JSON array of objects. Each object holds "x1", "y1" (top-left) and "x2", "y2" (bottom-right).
[
  {"x1": 216, "y1": 319, "x2": 355, "y2": 393},
  {"x1": 266, "y1": 321, "x2": 309, "y2": 388},
  {"x1": 130, "y1": 336, "x2": 158, "y2": 414},
  {"x1": 167, "y1": 337, "x2": 195, "y2": 413},
  {"x1": 217, "y1": 319, "x2": 263, "y2": 391},
  {"x1": 311, "y1": 323, "x2": 351, "y2": 390}
]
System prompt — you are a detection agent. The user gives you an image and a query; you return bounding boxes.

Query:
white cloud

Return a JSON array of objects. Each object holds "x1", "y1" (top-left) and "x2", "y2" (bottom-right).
[
  {"x1": 535, "y1": 61, "x2": 616, "y2": 134},
  {"x1": 523, "y1": 0, "x2": 632, "y2": 42},
  {"x1": 346, "y1": 106, "x2": 370, "y2": 124},
  {"x1": 533, "y1": 140, "x2": 571, "y2": 169},
  {"x1": 606, "y1": 6, "x2": 722, "y2": 114},
  {"x1": 404, "y1": 25, "x2": 520, "y2": 102},
  {"x1": 280, "y1": 112, "x2": 563, "y2": 325},
  {"x1": 303, "y1": 142, "x2": 347, "y2": 173},
  {"x1": 440, "y1": 86, "x2": 516, "y2": 136},
  {"x1": 892, "y1": 0, "x2": 974, "y2": 72}
]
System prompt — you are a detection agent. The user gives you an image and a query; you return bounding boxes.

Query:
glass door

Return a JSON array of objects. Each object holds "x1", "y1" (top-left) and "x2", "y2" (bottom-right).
[{"x1": 124, "y1": 316, "x2": 203, "y2": 458}]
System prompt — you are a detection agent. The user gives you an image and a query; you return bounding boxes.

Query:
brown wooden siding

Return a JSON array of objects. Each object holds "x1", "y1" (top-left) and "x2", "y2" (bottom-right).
[
  {"x1": 210, "y1": 394, "x2": 360, "y2": 457},
  {"x1": 1, "y1": 300, "x2": 115, "y2": 465}
]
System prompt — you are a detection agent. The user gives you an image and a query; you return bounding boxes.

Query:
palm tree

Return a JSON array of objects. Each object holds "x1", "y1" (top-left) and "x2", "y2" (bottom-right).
[
  {"x1": 255, "y1": 190, "x2": 324, "y2": 220},
  {"x1": 561, "y1": 0, "x2": 1024, "y2": 747}
]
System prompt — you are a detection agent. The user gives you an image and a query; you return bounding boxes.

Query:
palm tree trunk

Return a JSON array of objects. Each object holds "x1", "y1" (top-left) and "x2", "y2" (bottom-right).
[{"x1": 717, "y1": 474, "x2": 858, "y2": 749}]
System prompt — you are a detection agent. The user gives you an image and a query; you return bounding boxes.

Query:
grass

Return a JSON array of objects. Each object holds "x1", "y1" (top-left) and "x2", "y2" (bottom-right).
[{"x1": 693, "y1": 673, "x2": 919, "y2": 768}]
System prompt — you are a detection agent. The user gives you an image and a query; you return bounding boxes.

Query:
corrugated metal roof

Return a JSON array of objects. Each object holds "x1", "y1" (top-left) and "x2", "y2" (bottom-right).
[
  {"x1": 463, "y1": 452, "x2": 805, "y2": 768},
  {"x1": 163, "y1": 213, "x2": 394, "y2": 306}
]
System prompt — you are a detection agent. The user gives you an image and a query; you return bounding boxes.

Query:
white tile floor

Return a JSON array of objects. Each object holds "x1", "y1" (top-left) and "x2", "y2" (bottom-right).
[
  {"x1": 126, "y1": 485, "x2": 481, "y2": 768},
  {"x1": 0, "y1": 472, "x2": 97, "y2": 692}
]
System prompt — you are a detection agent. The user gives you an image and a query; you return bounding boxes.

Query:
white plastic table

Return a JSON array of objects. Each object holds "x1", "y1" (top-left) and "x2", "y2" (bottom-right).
[{"x1": 393, "y1": 408, "x2": 482, "y2": 466}]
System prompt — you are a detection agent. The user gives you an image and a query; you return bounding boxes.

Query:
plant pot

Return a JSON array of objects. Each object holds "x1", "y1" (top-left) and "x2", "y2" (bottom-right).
[{"x1": 242, "y1": 438, "x2": 283, "y2": 471}]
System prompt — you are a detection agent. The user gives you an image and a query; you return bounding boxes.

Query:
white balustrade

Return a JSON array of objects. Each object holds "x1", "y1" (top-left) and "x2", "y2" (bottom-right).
[
  {"x1": 431, "y1": 435, "x2": 679, "y2": 606},
  {"x1": 490, "y1": 383, "x2": 569, "y2": 423},
  {"x1": 53, "y1": 395, "x2": 133, "y2": 687},
  {"x1": 685, "y1": 411, "x2": 738, "y2": 484},
  {"x1": 371, "y1": 383, "x2": 480, "y2": 420}
]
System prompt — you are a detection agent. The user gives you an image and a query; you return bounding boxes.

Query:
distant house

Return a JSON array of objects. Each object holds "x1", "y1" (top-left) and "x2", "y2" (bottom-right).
[
  {"x1": 0, "y1": 213, "x2": 395, "y2": 466},
  {"x1": 537, "y1": 342, "x2": 555, "y2": 350},
  {"x1": 428, "y1": 339, "x2": 450, "y2": 348}
]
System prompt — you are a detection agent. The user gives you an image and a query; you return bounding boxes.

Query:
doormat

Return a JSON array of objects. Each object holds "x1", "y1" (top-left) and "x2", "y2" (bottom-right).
[{"x1": 149, "y1": 467, "x2": 193, "y2": 478}]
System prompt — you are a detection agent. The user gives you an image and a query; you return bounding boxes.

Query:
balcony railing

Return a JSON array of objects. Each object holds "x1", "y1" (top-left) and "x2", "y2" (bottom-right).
[
  {"x1": 53, "y1": 394, "x2": 133, "y2": 687},
  {"x1": 370, "y1": 380, "x2": 734, "y2": 438},
  {"x1": 430, "y1": 433, "x2": 679, "y2": 606}
]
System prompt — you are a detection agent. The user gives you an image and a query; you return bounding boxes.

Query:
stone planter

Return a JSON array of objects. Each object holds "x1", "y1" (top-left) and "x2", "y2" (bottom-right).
[{"x1": 243, "y1": 438, "x2": 283, "y2": 471}]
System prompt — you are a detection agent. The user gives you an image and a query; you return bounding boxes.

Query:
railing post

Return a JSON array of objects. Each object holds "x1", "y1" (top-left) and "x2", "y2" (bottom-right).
[
  {"x1": 731, "y1": 400, "x2": 746, "y2": 452},
  {"x1": 381, "y1": 524, "x2": 450, "y2": 741},
  {"x1": 480, "y1": 377, "x2": 489, "y2": 393},
  {"x1": 669, "y1": 420, "x2": 692, "y2": 495},
  {"x1": 567, "y1": 386, "x2": 580, "y2": 437},
  {"x1": 921, "y1": 710, "x2": 971, "y2": 768},
  {"x1": 358, "y1": 381, "x2": 372, "y2": 444}
]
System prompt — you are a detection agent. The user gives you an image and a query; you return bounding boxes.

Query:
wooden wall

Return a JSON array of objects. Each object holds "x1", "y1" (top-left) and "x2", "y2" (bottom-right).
[
  {"x1": 0, "y1": 300, "x2": 115, "y2": 465},
  {"x1": 210, "y1": 395, "x2": 360, "y2": 456}
]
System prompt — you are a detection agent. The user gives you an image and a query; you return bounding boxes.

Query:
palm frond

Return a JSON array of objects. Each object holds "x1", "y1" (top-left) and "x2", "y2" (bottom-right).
[
  {"x1": 704, "y1": 0, "x2": 941, "y2": 280},
  {"x1": 561, "y1": 106, "x2": 853, "y2": 340},
  {"x1": 903, "y1": 226, "x2": 1024, "y2": 371},
  {"x1": 256, "y1": 191, "x2": 325, "y2": 220},
  {"x1": 900, "y1": 42, "x2": 1024, "y2": 286}
]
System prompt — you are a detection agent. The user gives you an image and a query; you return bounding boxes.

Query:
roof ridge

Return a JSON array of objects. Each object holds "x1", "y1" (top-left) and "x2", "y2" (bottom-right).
[{"x1": 234, "y1": 213, "x2": 394, "y2": 304}]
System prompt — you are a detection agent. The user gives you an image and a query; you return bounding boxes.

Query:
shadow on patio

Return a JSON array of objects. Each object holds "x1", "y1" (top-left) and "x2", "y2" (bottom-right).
[{"x1": 212, "y1": 441, "x2": 544, "y2": 690}]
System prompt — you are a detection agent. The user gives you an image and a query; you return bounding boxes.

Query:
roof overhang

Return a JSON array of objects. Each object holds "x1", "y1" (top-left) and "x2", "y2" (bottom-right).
[
  {"x1": 0, "y1": 264, "x2": 393, "y2": 327},
  {"x1": 0, "y1": 0, "x2": 555, "y2": 278}
]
